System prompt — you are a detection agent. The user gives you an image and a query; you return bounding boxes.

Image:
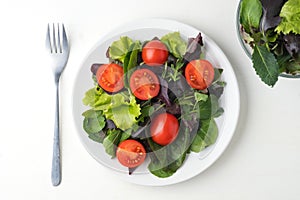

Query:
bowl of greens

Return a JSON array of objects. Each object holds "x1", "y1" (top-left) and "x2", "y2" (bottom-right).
[{"x1": 236, "y1": 0, "x2": 300, "y2": 86}]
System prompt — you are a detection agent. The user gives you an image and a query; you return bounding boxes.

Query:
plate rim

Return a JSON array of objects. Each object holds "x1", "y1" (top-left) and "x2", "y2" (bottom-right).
[{"x1": 72, "y1": 18, "x2": 240, "y2": 186}]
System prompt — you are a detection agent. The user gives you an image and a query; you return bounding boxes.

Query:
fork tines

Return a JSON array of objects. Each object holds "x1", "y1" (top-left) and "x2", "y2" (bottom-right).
[{"x1": 46, "y1": 23, "x2": 68, "y2": 54}]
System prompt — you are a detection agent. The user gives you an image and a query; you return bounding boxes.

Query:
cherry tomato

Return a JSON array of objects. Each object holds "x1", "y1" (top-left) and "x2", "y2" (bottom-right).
[
  {"x1": 150, "y1": 113, "x2": 179, "y2": 146},
  {"x1": 129, "y1": 68, "x2": 160, "y2": 100},
  {"x1": 96, "y1": 63, "x2": 124, "y2": 93},
  {"x1": 116, "y1": 139, "x2": 146, "y2": 168},
  {"x1": 142, "y1": 40, "x2": 169, "y2": 66},
  {"x1": 185, "y1": 59, "x2": 215, "y2": 90}
]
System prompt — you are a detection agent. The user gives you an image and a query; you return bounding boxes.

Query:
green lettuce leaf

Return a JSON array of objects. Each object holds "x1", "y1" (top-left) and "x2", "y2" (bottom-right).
[
  {"x1": 161, "y1": 32, "x2": 187, "y2": 58},
  {"x1": 239, "y1": 0, "x2": 263, "y2": 34},
  {"x1": 104, "y1": 93, "x2": 141, "y2": 131},
  {"x1": 82, "y1": 87, "x2": 141, "y2": 131},
  {"x1": 108, "y1": 36, "x2": 134, "y2": 63},
  {"x1": 276, "y1": 0, "x2": 300, "y2": 34},
  {"x1": 252, "y1": 45, "x2": 279, "y2": 87}
]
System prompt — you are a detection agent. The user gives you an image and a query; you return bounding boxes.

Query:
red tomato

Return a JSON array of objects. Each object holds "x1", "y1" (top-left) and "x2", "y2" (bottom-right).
[
  {"x1": 150, "y1": 113, "x2": 179, "y2": 146},
  {"x1": 116, "y1": 139, "x2": 146, "y2": 168},
  {"x1": 96, "y1": 63, "x2": 124, "y2": 93},
  {"x1": 142, "y1": 40, "x2": 169, "y2": 66},
  {"x1": 129, "y1": 68, "x2": 160, "y2": 100},
  {"x1": 185, "y1": 59, "x2": 215, "y2": 90}
]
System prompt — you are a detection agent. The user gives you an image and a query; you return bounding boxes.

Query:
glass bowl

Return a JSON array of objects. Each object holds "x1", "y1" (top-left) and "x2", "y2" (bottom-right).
[{"x1": 235, "y1": 0, "x2": 300, "y2": 79}]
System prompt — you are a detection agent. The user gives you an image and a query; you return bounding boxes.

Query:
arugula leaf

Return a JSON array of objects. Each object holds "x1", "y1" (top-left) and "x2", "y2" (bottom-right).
[
  {"x1": 191, "y1": 119, "x2": 218, "y2": 152},
  {"x1": 239, "y1": 0, "x2": 263, "y2": 34},
  {"x1": 252, "y1": 45, "x2": 279, "y2": 86},
  {"x1": 161, "y1": 32, "x2": 187, "y2": 58},
  {"x1": 276, "y1": 0, "x2": 300, "y2": 34},
  {"x1": 108, "y1": 36, "x2": 134, "y2": 63}
]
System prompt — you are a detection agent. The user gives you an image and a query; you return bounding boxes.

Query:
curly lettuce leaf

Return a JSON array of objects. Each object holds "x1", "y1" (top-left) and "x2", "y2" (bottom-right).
[
  {"x1": 108, "y1": 36, "x2": 134, "y2": 63},
  {"x1": 161, "y1": 32, "x2": 187, "y2": 58},
  {"x1": 104, "y1": 93, "x2": 141, "y2": 131},
  {"x1": 276, "y1": 0, "x2": 300, "y2": 34},
  {"x1": 83, "y1": 87, "x2": 141, "y2": 131}
]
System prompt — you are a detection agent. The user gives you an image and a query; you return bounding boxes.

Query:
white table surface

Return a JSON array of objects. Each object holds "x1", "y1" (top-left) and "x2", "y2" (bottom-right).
[{"x1": 1, "y1": 0, "x2": 300, "y2": 199}]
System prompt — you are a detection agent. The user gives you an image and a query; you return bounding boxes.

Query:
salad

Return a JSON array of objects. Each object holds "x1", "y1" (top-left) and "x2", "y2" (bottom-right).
[
  {"x1": 239, "y1": 0, "x2": 300, "y2": 86},
  {"x1": 82, "y1": 31, "x2": 225, "y2": 178}
]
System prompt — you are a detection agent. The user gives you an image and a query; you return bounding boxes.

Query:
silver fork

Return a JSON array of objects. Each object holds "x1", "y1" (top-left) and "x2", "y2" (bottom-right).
[{"x1": 46, "y1": 23, "x2": 69, "y2": 186}]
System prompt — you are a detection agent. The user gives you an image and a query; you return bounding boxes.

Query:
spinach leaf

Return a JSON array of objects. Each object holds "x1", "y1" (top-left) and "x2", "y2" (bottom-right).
[
  {"x1": 198, "y1": 94, "x2": 224, "y2": 120},
  {"x1": 147, "y1": 128, "x2": 191, "y2": 178},
  {"x1": 252, "y1": 45, "x2": 279, "y2": 86},
  {"x1": 191, "y1": 119, "x2": 218, "y2": 152},
  {"x1": 82, "y1": 109, "x2": 106, "y2": 135},
  {"x1": 239, "y1": 0, "x2": 263, "y2": 34},
  {"x1": 103, "y1": 129, "x2": 122, "y2": 158}
]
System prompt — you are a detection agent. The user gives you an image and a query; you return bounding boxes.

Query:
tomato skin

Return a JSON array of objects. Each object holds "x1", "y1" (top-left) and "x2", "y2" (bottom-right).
[
  {"x1": 142, "y1": 40, "x2": 169, "y2": 66},
  {"x1": 129, "y1": 68, "x2": 160, "y2": 100},
  {"x1": 116, "y1": 139, "x2": 146, "y2": 168},
  {"x1": 185, "y1": 59, "x2": 215, "y2": 90},
  {"x1": 96, "y1": 63, "x2": 124, "y2": 93},
  {"x1": 150, "y1": 113, "x2": 179, "y2": 146}
]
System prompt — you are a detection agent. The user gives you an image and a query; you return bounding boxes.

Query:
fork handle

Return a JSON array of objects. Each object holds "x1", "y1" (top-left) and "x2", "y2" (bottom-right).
[{"x1": 51, "y1": 82, "x2": 61, "y2": 186}]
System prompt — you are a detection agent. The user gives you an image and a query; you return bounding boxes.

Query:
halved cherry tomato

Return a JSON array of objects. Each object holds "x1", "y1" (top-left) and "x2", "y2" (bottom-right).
[
  {"x1": 142, "y1": 40, "x2": 169, "y2": 66},
  {"x1": 116, "y1": 139, "x2": 146, "y2": 168},
  {"x1": 150, "y1": 113, "x2": 179, "y2": 146},
  {"x1": 129, "y1": 68, "x2": 160, "y2": 100},
  {"x1": 185, "y1": 59, "x2": 215, "y2": 90},
  {"x1": 96, "y1": 63, "x2": 124, "y2": 93}
]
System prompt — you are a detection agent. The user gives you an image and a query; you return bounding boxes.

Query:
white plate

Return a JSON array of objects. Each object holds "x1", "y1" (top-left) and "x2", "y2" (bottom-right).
[{"x1": 72, "y1": 18, "x2": 240, "y2": 186}]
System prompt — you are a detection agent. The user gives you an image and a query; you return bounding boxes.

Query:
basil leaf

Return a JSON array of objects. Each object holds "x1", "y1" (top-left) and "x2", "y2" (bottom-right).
[
  {"x1": 239, "y1": 0, "x2": 263, "y2": 34},
  {"x1": 252, "y1": 45, "x2": 279, "y2": 87}
]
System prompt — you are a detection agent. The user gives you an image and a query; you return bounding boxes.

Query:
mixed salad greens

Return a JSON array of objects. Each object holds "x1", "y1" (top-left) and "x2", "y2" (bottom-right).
[
  {"x1": 82, "y1": 31, "x2": 225, "y2": 178},
  {"x1": 239, "y1": 0, "x2": 300, "y2": 86}
]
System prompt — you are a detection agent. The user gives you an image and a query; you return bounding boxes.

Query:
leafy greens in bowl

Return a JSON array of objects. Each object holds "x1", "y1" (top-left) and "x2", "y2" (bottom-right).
[
  {"x1": 237, "y1": 0, "x2": 300, "y2": 86},
  {"x1": 81, "y1": 31, "x2": 226, "y2": 178}
]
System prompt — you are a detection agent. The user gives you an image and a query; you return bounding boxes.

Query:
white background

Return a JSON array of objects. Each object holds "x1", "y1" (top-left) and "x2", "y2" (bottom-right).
[{"x1": 1, "y1": 0, "x2": 300, "y2": 199}]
